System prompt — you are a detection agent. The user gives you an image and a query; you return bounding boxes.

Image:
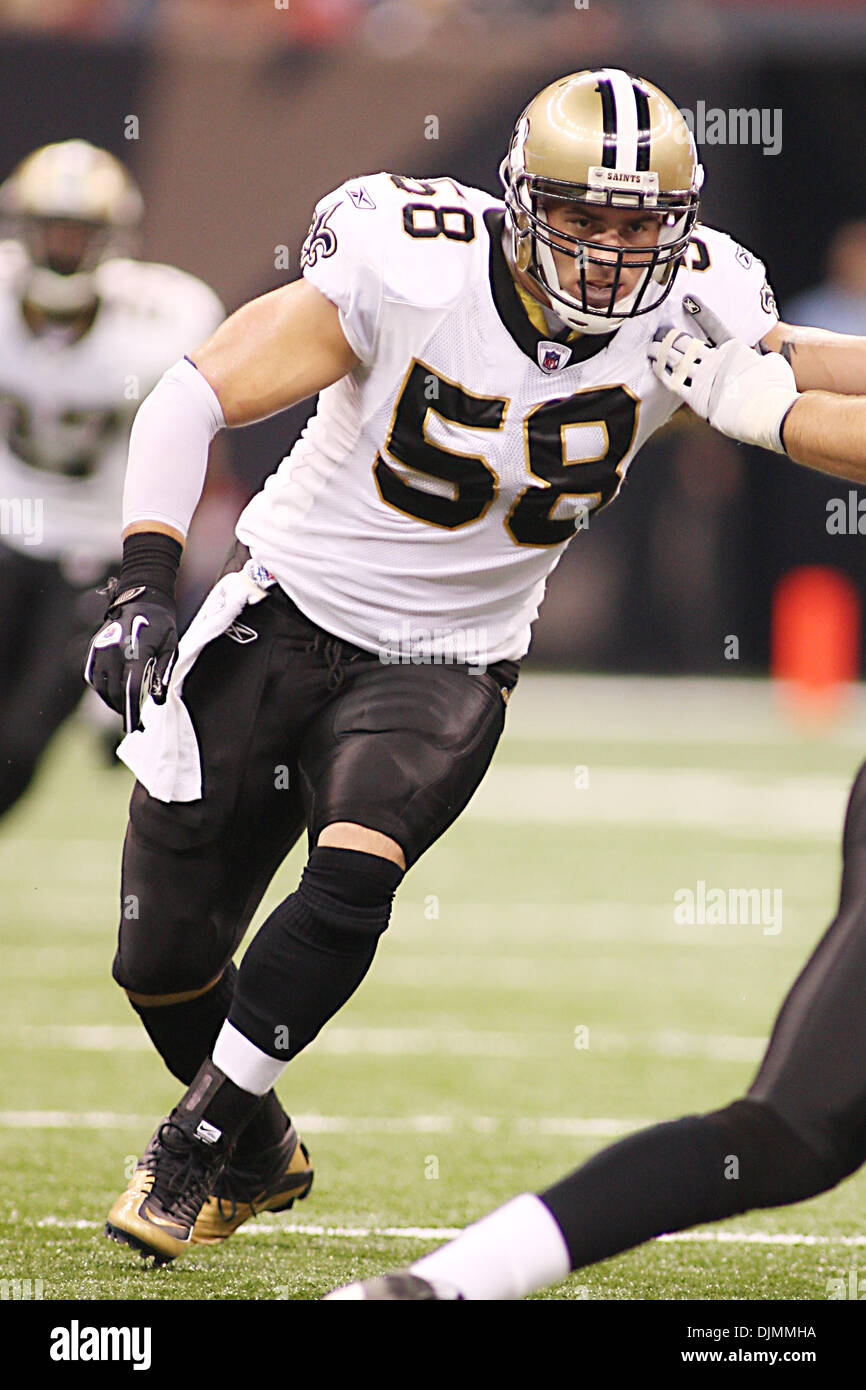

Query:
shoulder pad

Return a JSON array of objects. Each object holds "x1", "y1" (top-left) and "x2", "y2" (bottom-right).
[
  {"x1": 300, "y1": 173, "x2": 499, "y2": 359},
  {"x1": 676, "y1": 223, "x2": 778, "y2": 345}
]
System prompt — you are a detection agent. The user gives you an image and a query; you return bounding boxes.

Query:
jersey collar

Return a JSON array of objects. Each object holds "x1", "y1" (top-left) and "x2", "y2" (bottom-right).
[{"x1": 484, "y1": 209, "x2": 617, "y2": 366}]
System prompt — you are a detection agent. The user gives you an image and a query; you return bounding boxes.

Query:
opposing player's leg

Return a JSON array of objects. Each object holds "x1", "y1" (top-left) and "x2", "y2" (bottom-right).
[{"x1": 328, "y1": 759, "x2": 866, "y2": 1299}]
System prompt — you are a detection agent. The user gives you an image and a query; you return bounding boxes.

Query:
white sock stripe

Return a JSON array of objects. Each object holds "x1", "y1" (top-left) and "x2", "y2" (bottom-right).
[{"x1": 212, "y1": 1021, "x2": 286, "y2": 1096}]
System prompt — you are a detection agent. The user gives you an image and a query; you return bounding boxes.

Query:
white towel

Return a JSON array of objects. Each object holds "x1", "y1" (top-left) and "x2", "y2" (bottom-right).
[{"x1": 117, "y1": 558, "x2": 275, "y2": 802}]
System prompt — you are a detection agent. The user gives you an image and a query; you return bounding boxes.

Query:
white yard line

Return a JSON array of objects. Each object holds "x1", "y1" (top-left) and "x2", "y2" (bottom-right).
[
  {"x1": 0, "y1": 1024, "x2": 768, "y2": 1062},
  {"x1": 0, "y1": 767, "x2": 856, "y2": 857},
  {"x1": 467, "y1": 764, "x2": 850, "y2": 839},
  {"x1": 27, "y1": 1213, "x2": 866, "y2": 1248},
  {"x1": 0, "y1": 1110, "x2": 643, "y2": 1135}
]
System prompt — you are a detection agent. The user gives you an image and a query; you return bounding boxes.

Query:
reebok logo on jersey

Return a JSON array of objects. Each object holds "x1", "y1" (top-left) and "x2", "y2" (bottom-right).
[
  {"x1": 538, "y1": 342, "x2": 572, "y2": 373},
  {"x1": 347, "y1": 185, "x2": 375, "y2": 210},
  {"x1": 225, "y1": 621, "x2": 258, "y2": 644}
]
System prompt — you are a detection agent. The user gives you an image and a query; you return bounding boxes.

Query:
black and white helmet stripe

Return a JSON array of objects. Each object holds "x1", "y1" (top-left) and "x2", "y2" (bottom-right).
[{"x1": 593, "y1": 68, "x2": 653, "y2": 174}]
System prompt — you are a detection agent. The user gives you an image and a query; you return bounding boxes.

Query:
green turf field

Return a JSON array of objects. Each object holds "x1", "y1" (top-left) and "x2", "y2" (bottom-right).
[{"x1": 2, "y1": 674, "x2": 865, "y2": 1302}]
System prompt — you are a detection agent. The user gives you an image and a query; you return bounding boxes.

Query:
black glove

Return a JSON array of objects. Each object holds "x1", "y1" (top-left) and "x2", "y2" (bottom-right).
[{"x1": 84, "y1": 533, "x2": 182, "y2": 734}]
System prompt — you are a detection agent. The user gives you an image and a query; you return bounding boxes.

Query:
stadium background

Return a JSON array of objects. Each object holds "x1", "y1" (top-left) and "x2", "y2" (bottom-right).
[{"x1": 3, "y1": 0, "x2": 866, "y2": 1309}]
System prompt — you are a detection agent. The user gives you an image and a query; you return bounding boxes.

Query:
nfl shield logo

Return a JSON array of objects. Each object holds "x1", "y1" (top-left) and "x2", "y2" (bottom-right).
[{"x1": 538, "y1": 341, "x2": 572, "y2": 373}]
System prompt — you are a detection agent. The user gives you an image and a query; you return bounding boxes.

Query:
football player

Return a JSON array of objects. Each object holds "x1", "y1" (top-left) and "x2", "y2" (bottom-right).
[
  {"x1": 85, "y1": 69, "x2": 866, "y2": 1265},
  {"x1": 0, "y1": 140, "x2": 223, "y2": 819}
]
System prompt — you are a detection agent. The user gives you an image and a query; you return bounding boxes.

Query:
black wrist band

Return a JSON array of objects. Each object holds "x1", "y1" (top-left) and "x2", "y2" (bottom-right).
[{"x1": 118, "y1": 532, "x2": 183, "y2": 604}]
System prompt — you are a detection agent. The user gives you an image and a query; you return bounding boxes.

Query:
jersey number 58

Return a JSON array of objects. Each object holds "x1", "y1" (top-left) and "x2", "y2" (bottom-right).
[{"x1": 373, "y1": 361, "x2": 639, "y2": 547}]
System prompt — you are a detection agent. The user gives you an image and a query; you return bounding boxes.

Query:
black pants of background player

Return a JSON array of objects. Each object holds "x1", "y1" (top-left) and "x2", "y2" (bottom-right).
[
  {"x1": 114, "y1": 542, "x2": 519, "y2": 1160},
  {"x1": 0, "y1": 542, "x2": 114, "y2": 819},
  {"x1": 539, "y1": 757, "x2": 866, "y2": 1272}
]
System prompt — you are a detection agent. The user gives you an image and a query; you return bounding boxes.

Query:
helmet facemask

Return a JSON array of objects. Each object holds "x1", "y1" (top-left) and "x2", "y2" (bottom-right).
[
  {"x1": 502, "y1": 165, "x2": 701, "y2": 335},
  {"x1": 12, "y1": 215, "x2": 128, "y2": 315}
]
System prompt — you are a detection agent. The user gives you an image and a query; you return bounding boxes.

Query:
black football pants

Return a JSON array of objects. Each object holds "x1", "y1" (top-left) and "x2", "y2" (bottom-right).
[{"x1": 113, "y1": 557, "x2": 518, "y2": 998}]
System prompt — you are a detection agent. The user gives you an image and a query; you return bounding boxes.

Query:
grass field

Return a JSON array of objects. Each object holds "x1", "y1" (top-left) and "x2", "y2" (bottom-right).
[{"x1": 2, "y1": 673, "x2": 866, "y2": 1303}]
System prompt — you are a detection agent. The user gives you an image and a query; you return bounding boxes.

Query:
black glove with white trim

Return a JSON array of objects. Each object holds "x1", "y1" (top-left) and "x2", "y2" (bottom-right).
[{"x1": 84, "y1": 533, "x2": 181, "y2": 734}]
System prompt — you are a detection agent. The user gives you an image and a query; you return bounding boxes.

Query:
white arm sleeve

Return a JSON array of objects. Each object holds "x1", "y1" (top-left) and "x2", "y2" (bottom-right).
[{"x1": 122, "y1": 356, "x2": 225, "y2": 539}]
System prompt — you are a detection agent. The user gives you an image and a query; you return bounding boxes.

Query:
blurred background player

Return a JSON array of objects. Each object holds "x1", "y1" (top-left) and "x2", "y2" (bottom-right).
[{"x1": 0, "y1": 140, "x2": 224, "y2": 820}]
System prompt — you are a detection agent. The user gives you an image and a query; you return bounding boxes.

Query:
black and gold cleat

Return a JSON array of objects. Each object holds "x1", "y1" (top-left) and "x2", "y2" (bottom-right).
[
  {"x1": 191, "y1": 1123, "x2": 313, "y2": 1245},
  {"x1": 106, "y1": 1117, "x2": 233, "y2": 1263}
]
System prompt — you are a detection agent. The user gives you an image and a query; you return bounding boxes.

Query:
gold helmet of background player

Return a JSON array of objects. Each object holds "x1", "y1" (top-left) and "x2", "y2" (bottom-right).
[
  {"x1": 500, "y1": 69, "x2": 704, "y2": 334},
  {"x1": 0, "y1": 140, "x2": 143, "y2": 315}
]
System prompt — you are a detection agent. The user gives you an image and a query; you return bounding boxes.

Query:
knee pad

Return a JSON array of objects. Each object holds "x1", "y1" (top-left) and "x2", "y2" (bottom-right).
[
  {"x1": 228, "y1": 847, "x2": 404, "y2": 1059},
  {"x1": 291, "y1": 845, "x2": 404, "y2": 952},
  {"x1": 112, "y1": 903, "x2": 231, "y2": 997}
]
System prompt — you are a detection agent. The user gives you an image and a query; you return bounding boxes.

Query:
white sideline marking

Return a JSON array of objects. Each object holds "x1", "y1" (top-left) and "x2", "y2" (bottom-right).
[
  {"x1": 29, "y1": 1214, "x2": 866, "y2": 1248},
  {"x1": 0, "y1": 1024, "x2": 767, "y2": 1063}
]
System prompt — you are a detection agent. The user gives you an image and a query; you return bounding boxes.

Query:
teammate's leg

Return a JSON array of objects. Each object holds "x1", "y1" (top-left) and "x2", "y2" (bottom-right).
[
  {"x1": 0, "y1": 545, "x2": 103, "y2": 818},
  {"x1": 331, "y1": 758, "x2": 866, "y2": 1299}
]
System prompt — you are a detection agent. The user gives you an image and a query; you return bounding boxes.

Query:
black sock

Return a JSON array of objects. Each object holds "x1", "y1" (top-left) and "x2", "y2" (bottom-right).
[
  {"x1": 233, "y1": 1090, "x2": 290, "y2": 1160},
  {"x1": 129, "y1": 963, "x2": 290, "y2": 1159},
  {"x1": 229, "y1": 847, "x2": 404, "y2": 1060}
]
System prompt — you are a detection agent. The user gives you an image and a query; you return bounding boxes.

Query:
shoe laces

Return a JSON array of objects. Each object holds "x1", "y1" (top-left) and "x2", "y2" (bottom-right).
[
  {"x1": 148, "y1": 1118, "x2": 227, "y2": 1226},
  {"x1": 210, "y1": 1154, "x2": 270, "y2": 1221}
]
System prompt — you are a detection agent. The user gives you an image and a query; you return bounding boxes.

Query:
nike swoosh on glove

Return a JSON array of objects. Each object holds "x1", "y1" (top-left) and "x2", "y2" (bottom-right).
[
  {"x1": 84, "y1": 582, "x2": 178, "y2": 734},
  {"x1": 647, "y1": 295, "x2": 800, "y2": 454}
]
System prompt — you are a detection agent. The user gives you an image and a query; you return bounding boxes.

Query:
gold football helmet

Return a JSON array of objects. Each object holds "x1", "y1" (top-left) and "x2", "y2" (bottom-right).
[
  {"x1": 0, "y1": 140, "x2": 143, "y2": 314},
  {"x1": 501, "y1": 69, "x2": 703, "y2": 333}
]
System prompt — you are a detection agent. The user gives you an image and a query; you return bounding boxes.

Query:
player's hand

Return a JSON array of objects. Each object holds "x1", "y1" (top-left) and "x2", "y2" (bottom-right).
[
  {"x1": 84, "y1": 582, "x2": 178, "y2": 734},
  {"x1": 648, "y1": 295, "x2": 799, "y2": 454}
]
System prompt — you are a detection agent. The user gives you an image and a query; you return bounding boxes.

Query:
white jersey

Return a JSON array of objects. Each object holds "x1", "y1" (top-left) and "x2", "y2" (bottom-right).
[
  {"x1": 0, "y1": 242, "x2": 223, "y2": 570},
  {"x1": 236, "y1": 172, "x2": 777, "y2": 664}
]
